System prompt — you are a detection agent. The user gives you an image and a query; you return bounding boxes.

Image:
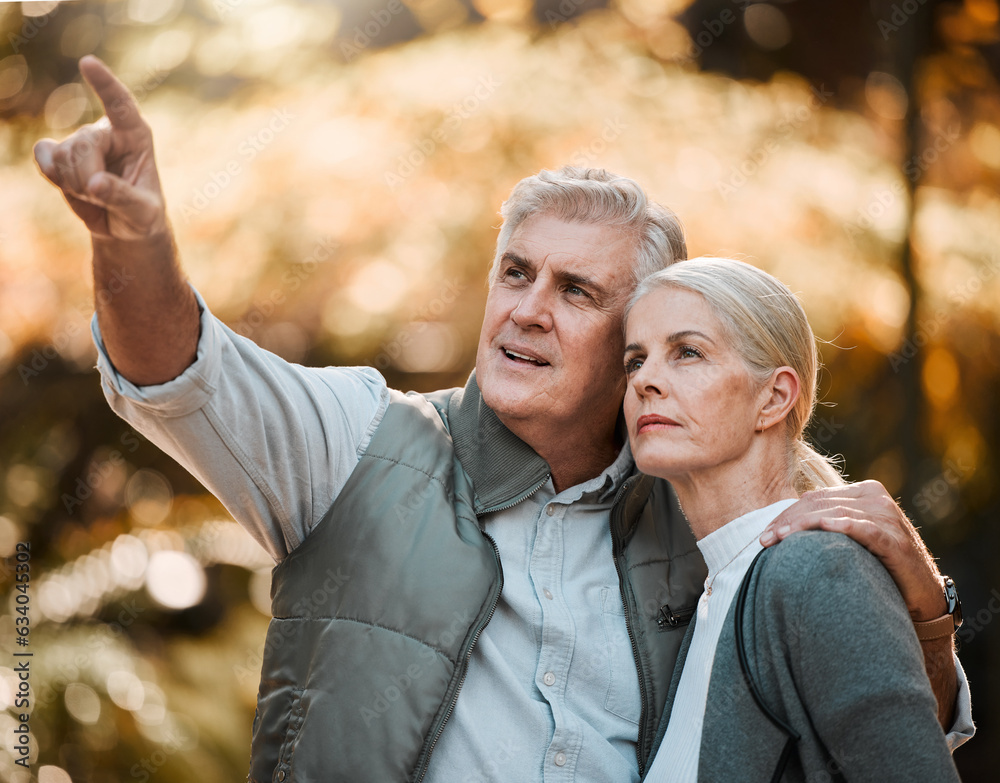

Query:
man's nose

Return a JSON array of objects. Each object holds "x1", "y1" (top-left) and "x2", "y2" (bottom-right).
[{"x1": 510, "y1": 286, "x2": 553, "y2": 330}]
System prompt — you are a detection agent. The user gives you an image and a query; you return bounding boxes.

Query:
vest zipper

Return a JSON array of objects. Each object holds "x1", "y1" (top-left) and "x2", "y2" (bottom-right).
[
  {"x1": 415, "y1": 473, "x2": 551, "y2": 783},
  {"x1": 478, "y1": 474, "x2": 550, "y2": 516},
  {"x1": 413, "y1": 474, "x2": 548, "y2": 780},
  {"x1": 609, "y1": 475, "x2": 650, "y2": 776},
  {"x1": 413, "y1": 529, "x2": 505, "y2": 783}
]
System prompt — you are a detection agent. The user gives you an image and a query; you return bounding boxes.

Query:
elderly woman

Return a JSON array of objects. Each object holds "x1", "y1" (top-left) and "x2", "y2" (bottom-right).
[{"x1": 624, "y1": 258, "x2": 960, "y2": 782}]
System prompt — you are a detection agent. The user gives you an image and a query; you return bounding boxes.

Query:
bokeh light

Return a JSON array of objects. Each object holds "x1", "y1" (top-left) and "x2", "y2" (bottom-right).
[
  {"x1": 865, "y1": 71, "x2": 909, "y2": 121},
  {"x1": 43, "y1": 82, "x2": 88, "y2": 129},
  {"x1": 248, "y1": 568, "x2": 272, "y2": 616},
  {"x1": 393, "y1": 322, "x2": 463, "y2": 373},
  {"x1": 22, "y1": 2, "x2": 60, "y2": 19},
  {"x1": 0, "y1": 667, "x2": 16, "y2": 710},
  {"x1": 145, "y1": 550, "x2": 207, "y2": 610},
  {"x1": 127, "y1": 0, "x2": 183, "y2": 26},
  {"x1": 743, "y1": 3, "x2": 791, "y2": 51},
  {"x1": 0, "y1": 55, "x2": 28, "y2": 101},
  {"x1": 969, "y1": 121, "x2": 1000, "y2": 168},
  {"x1": 64, "y1": 682, "x2": 102, "y2": 725},
  {"x1": 348, "y1": 260, "x2": 412, "y2": 314},
  {"x1": 37, "y1": 766, "x2": 72, "y2": 783},
  {"x1": 110, "y1": 534, "x2": 149, "y2": 585},
  {"x1": 107, "y1": 669, "x2": 145, "y2": 711},
  {"x1": 126, "y1": 469, "x2": 174, "y2": 526}
]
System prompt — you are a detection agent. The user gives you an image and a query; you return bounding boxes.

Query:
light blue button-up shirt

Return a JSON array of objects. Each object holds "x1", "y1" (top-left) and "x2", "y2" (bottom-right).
[{"x1": 424, "y1": 445, "x2": 642, "y2": 783}]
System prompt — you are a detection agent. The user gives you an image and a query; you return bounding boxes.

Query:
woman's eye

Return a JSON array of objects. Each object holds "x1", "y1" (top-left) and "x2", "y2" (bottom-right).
[
  {"x1": 679, "y1": 346, "x2": 702, "y2": 359},
  {"x1": 624, "y1": 357, "x2": 643, "y2": 374}
]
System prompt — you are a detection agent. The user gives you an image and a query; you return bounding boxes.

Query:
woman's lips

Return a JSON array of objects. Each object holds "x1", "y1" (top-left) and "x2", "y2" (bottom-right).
[{"x1": 636, "y1": 414, "x2": 681, "y2": 433}]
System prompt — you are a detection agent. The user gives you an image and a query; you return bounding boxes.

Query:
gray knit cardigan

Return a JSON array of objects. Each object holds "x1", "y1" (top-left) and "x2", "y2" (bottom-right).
[{"x1": 646, "y1": 530, "x2": 961, "y2": 782}]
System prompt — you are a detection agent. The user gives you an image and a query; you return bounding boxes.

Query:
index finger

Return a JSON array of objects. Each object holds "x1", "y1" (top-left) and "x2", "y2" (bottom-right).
[
  {"x1": 79, "y1": 55, "x2": 143, "y2": 131},
  {"x1": 802, "y1": 479, "x2": 884, "y2": 502}
]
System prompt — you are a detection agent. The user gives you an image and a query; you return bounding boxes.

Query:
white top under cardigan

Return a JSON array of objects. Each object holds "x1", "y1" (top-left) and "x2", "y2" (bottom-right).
[{"x1": 644, "y1": 498, "x2": 799, "y2": 783}]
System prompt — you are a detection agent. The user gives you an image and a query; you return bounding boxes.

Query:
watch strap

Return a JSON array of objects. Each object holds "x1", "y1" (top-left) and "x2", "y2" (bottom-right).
[{"x1": 913, "y1": 614, "x2": 956, "y2": 641}]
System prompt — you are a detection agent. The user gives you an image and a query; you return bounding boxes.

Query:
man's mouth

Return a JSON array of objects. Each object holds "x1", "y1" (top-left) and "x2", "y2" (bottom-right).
[{"x1": 502, "y1": 348, "x2": 549, "y2": 366}]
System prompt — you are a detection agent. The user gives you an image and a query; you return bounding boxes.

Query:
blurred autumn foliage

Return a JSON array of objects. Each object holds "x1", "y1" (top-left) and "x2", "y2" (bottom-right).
[{"x1": 1, "y1": 0, "x2": 999, "y2": 780}]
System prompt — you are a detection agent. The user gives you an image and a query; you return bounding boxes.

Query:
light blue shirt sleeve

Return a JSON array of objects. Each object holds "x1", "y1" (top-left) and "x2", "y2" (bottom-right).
[
  {"x1": 946, "y1": 657, "x2": 975, "y2": 751},
  {"x1": 91, "y1": 288, "x2": 389, "y2": 561}
]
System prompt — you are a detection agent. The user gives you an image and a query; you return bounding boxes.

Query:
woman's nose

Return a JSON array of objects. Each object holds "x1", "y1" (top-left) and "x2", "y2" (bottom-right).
[{"x1": 631, "y1": 363, "x2": 663, "y2": 398}]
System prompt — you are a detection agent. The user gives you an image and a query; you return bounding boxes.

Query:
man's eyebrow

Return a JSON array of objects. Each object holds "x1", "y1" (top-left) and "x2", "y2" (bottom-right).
[
  {"x1": 562, "y1": 270, "x2": 610, "y2": 299},
  {"x1": 501, "y1": 251, "x2": 532, "y2": 269},
  {"x1": 500, "y1": 251, "x2": 611, "y2": 300}
]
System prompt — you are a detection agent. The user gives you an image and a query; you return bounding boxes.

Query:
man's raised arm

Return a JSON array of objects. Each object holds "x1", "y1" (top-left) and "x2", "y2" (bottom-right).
[{"x1": 33, "y1": 56, "x2": 198, "y2": 386}]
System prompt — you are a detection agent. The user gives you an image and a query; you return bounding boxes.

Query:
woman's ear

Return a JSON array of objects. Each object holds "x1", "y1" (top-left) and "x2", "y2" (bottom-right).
[{"x1": 757, "y1": 367, "x2": 800, "y2": 431}]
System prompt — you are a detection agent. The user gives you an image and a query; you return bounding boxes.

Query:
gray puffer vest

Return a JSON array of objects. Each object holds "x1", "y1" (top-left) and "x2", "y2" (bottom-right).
[{"x1": 248, "y1": 373, "x2": 706, "y2": 783}]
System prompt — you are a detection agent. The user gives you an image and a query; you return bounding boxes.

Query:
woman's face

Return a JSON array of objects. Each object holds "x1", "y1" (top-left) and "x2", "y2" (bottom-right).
[{"x1": 623, "y1": 286, "x2": 764, "y2": 481}]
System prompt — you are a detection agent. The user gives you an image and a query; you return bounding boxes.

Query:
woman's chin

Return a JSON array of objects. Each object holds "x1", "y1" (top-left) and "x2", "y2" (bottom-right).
[{"x1": 634, "y1": 458, "x2": 686, "y2": 481}]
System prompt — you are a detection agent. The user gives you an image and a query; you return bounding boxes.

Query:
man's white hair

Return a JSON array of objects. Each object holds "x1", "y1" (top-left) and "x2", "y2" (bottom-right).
[{"x1": 491, "y1": 166, "x2": 687, "y2": 285}]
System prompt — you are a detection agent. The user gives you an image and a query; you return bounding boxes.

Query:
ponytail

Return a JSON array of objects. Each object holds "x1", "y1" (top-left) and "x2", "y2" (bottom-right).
[{"x1": 792, "y1": 439, "x2": 845, "y2": 494}]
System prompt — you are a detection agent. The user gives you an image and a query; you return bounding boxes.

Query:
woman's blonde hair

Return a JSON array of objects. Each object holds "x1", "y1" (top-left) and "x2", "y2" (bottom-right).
[{"x1": 626, "y1": 257, "x2": 844, "y2": 494}]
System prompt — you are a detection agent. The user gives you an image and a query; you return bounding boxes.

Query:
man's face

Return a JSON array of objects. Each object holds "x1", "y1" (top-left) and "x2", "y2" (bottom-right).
[{"x1": 476, "y1": 214, "x2": 637, "y2": 443}]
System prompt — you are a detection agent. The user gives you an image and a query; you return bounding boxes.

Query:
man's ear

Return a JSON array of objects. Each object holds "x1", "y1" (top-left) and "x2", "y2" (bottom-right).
[{"x1": 758, "y1": 367, "x2": 800, "y2": 431}]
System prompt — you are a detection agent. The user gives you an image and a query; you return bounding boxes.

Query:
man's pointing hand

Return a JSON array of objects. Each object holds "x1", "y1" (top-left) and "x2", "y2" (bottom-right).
[
  {"x1": 32, "y1": 56, "x2": 197, "y2": 387},
  {"x1": 33, "y1": 55, "x2": 167, "y2": 240}
]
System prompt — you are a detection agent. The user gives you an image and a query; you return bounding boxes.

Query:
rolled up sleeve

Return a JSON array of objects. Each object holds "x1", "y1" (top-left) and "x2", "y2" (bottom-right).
[{"x1": 93, "y1": 288, "x2": 388, "y2": 561}]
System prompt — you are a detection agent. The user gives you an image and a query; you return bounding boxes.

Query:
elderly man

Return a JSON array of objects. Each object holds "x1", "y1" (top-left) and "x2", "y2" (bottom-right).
[{"x1": 35, "y1": 57, "x2": 971, "y2": 781}]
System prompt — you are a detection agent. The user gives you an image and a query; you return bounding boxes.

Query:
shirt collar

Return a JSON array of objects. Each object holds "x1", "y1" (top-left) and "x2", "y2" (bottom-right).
[
  {"x1": 696, "y1": 498, "x2": 798, "y2": 578},
  {"x1": 444, "y1": 371, "x2": 633, "y2": 512},
  {"x1": 445, "y1": 371, "x2": 551, "y2": 515},
  {"x1": 593, "y1": 440, "x2": 635, "y2": 503}
]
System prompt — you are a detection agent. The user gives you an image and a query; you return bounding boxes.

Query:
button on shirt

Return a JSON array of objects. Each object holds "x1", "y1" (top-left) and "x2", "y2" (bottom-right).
[{"x1": 422, "y1": 445, "x2": 643, "y2": 783}]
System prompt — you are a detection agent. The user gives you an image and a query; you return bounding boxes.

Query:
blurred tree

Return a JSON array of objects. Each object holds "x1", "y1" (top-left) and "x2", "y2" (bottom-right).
[{"x1": 1, "y1": 0, "x2": 998, "y2": 780}]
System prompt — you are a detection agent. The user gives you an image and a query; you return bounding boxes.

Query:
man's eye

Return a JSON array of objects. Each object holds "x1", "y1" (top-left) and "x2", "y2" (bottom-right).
[{"x1": 566, "y1": 285, "x2": 585, "y2": 296}]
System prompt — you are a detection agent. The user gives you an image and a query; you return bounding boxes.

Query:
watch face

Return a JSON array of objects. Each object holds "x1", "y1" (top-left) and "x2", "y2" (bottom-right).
[{"x1": 944, "y1": 577, "x2": 963, "y2": 629}]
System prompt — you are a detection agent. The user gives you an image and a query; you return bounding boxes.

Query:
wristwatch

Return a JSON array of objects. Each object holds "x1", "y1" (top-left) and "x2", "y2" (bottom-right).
[{"x1": 913, "y1": 576, "x2": 963, "y2": 641}]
